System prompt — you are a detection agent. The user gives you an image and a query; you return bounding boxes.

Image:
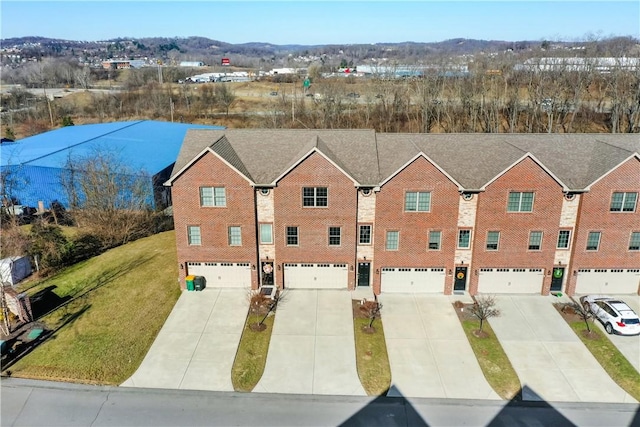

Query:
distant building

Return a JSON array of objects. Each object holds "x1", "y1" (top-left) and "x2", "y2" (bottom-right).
[
  {"x1": 102, "y1": 59, "x2": 146, "y2": 69},
  {"x1": 515, "y1": 57, "x2": 640, "y2": 73},
  {"x1": 180, "y1": 61, "x2": 205, "y2": 67}
]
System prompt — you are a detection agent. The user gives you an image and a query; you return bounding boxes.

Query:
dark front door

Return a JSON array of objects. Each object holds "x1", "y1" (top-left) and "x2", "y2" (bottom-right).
[
  {"x1": 550, "y1": 267, "x2": 564, "y2": 292},
  {"x1": 454, "y1": 267, "x2": 467, "y2": 291},
  {"x1": 261, "y1": 262, "x2": 274, "y2": 286},
  {"x1": 357, "y1": 262, "x2": 371, "y2": 287}
]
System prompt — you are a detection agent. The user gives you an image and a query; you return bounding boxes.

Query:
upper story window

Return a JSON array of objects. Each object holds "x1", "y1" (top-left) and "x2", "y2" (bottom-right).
[
  {"x1": 187, "y1": 226, "x2": 201, "y2": 245},
  {"x1": 507, "y1": 191, "x2": 534, "y2": 212},
  {"x1": 286, "y1": 226, "x2": 299, "y2": 246},
  {"x1": 386, "y1": 231, "x2": 399, "y2": 251},
  {"x1": 557, "y1": 230, "x2": 571, "y2": 249},
  {"x1": 610, "y1": 192, "x2": 637, "y2": 212},
  {"x1": 259, "y1": 223, "x2": 273, "y2": 244},
  {"x1": 228, "y1": 226, "x2": 242, "y2": 246},
  {"x1": 428, "y1": 230, "x2": 441, "y2": 250},
  {"x1": 629, "y1": 232, "x2": 640, "y2": 251},
  {"x1": 586, "y1": 231, "x2": 601, "y2": 251},
  {"x1": 303, "y1": 187, "x2": 328, "y2": 207},
  {"x1": 486, "y1": 231, "x2": 500, "y2": 251},
  {"x1": 329, "y1": 227, "x2": 341, "y2": 246},
  {"x1": 359, "y1": 225, "x2": 372, "y2": 245},
  {"x1": 200, "y1": 186, "x2": 226, "y2": 207},
  {"x1": 405, "y1": 191, "x2": 431, "y2": 212},
  {"x1": 458, "y1": 229, "x2": 471, "y2": 249},
  {"x1": 528, "y1": 231, "x2": 543, "y2": 251}
]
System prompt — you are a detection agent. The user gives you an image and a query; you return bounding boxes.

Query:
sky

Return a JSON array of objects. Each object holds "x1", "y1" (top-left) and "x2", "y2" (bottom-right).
[{"x1": 1, "y1": 1, "x2": 639, "y2": 45}]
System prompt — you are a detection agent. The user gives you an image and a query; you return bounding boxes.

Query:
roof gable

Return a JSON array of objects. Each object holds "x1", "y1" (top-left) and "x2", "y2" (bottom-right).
[
  {"x1": 482, "y1": 152, "x2": 569, "y2": 191},
  {"x1": 379, "y1": 152, "x2": 464, "y2": 190}
]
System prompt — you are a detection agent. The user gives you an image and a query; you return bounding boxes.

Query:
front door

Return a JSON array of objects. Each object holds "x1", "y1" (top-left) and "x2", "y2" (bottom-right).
[
  {"x1": 550, "y1": 267, "x2": 564, "y2": 292},
  {"x1": 261, "y1": 261, "x2": 274, "y2": 286},
  {"x1": 454, "y1": 267, "x2": 467, "y2": 291},
  {"x1": 357, "y1": 262, "x2": 371, "y2": 287}
]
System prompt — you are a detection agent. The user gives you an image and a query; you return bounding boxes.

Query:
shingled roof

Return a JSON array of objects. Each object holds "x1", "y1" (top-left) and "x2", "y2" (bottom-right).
[{"x1": 167, "y1": 130, "x2": 640, "y2": 192}]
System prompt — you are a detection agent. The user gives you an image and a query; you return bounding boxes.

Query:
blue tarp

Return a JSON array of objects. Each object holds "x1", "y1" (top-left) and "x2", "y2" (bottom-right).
[{"x1": 0, "y1": 120, "x2": 223, "y2": 208}]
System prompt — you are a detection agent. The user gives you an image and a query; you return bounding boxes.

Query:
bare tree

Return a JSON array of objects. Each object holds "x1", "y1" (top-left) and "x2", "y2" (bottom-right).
[{"x1": 469, "y1": 294, "x2": 501, "y2": 333}]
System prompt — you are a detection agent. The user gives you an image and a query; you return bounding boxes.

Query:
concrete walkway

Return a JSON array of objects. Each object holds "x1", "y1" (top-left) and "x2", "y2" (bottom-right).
[
  {"x1": 254, "y1": 289, "x2": 366, "y2": 396},
  {"x1": 489, "y1": 295, "x2": 637, "y2": 403},
  {"x1": 378, "y1": 293, "x2": 500, "y2": 400},
  {"x1": 121, "y1": 288, "x2": 247, "y2": 391}
]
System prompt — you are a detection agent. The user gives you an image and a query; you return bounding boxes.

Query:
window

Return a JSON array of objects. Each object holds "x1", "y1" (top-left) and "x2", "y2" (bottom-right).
[
  {"x1": 507, "y1": 191, "x2": 534, "y2": 212},
  {"x1": 200, "y1": 187, "x2": 226, "y2": 207},
  {"x1": 303, "y1": 187, "x2": 328, "y2": 207},
  {"x1": 428, "y1": 230, "x2": 441, "y2": 250},
  {"x1": 359, "y1": 225, "x2": 372, "y2": 244},
  {"x1": 528, "y1": 231, "x2": 543, "y2": 250},
  {"x1": 228, "y1": 226, "x2": 242, "y2": 246},
  {"x1": 329, "y1": 227, "x2": 341, "y2": 246},
  {"x1": 458, "y1": 230, "x2": 471, "y2": 249},
  {"x1": 187, "y1": 226, "x2": 201, "y2": 245},
  {"x1": 259, "y1": 224, "x2": 273, "y2": 244},
  {"x1": 386, "y1": 231, "x2": 399, "y2": 250},
  {"x1": 610, "y1": 192, "x2": 637, "y2": 212},
  {"x1": 557, "y1": 230, "x2": 571, "y2": 249},
  {"x1": 405, "y1": 191, "x2": 431, "y2": 212},
  {"x1": 486, "y1": 231, "x2": 500, "y2": 250},
  {"x1": 286, "y1": 226, "x2": 299, "y2": 246},
  {"x1": 629, "y1": 232, "x2": 640, "y2": 251},
  {"x1": 586, "y1": 231, "x2": 601, "y2": 251}
]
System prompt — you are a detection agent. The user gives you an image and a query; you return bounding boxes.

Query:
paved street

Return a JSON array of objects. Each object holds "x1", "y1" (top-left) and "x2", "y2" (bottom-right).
[{"x1": 2, "y1": 379, "x2": 639, "y2": 427}]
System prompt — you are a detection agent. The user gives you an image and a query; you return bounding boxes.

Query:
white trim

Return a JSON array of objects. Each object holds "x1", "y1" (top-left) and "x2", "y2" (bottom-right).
[
  {"x1": 585, "y1": 153, "x2": 640, "y2": 191},
  {"x1": 379, "y1": 152, "x2": 464, "y2": 189},
  {"x1": 481, "y1": 152, "x2": 569, "y2": 191},
  {"x1": 271, "y1": 147, "x2": 360, "y2": 186},
  {"x1": 164, "y1": 145, "x2": 254, "y2": 186}
]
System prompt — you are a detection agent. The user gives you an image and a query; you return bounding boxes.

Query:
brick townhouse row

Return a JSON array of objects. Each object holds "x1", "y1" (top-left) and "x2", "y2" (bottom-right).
[{"x1": 165, "y1": 130, "x2": 640, "y2": 296}]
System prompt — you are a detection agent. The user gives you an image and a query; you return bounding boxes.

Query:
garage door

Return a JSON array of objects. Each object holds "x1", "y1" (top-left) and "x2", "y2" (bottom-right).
[
  {"x1": 576, "y1": 269, "x2": 640, "y2": 294},
  {"x1": 283, "y1": 263, "x2": 348, "y2": 289},
  {"x1": 381, "y1": 267, "x2": 446, "y2": 293},
  {"x1": 187, "y1": 262, "x2": 251, "y2": 288},
  {"x1": 477, "y1": 268, "x2": 544, "y2": 294}
]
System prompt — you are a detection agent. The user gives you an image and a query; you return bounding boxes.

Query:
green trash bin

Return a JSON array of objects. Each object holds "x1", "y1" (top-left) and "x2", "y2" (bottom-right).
[
  {"x1": 185, "y1": 275, "x2": 195, "y2": 291},
  {"x1": 194, "y1": 276, "x2": 206, "y2": 291}
]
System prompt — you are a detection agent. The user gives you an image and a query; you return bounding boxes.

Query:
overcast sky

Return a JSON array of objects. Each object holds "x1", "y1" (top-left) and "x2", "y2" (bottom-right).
[{"x1": 1, "y1": 1, "x2": 638, "y2": 45}]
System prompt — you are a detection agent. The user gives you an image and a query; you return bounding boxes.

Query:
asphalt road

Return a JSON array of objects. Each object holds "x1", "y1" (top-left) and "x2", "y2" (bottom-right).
[{"x1": 1, "y1": 378, "x2": 639, "y2": 427}]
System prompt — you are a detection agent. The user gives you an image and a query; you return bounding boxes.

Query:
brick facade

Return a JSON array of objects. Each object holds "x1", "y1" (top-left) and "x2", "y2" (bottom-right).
[{"x1": 168, "y1": 133, "x2": 639, "y2": 296}]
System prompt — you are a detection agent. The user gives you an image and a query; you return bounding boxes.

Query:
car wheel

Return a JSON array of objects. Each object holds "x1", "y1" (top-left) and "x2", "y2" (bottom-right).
[
  {"x1": 605, "y1": 323, "x2": 614, "y2": 334},
  {"x1": 583, "y1": 302, "x2": 591, "y2": 312}
]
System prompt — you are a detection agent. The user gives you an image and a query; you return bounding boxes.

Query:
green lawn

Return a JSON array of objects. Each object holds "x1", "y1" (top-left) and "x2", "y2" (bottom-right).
[
  {"x1": 353, "y1": 317, "x2": 391, "y2": 395},
  {"x1": 568, "y1": 321, "x2": 640, "y2": 401},
  {"x1": 461, "y1": 320, "x2": 521, "y2": 400},
  {"x1": 231, "y1": 314, "x2": 274, "y2": 392},
  {"x1": 6, "y1": 231, "x2": 181, "y2": 385}
]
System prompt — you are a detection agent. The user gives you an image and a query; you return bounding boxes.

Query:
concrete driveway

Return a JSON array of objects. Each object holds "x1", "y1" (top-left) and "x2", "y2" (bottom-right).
[
  {"x1": 121, "y1": 288, "x2": 247, "y2": 391},
  {"x1": 254, "y1": 289, "x2": 366, "y2": 396},
  {"x1": 489, "y1": 295, "x2": 637, "y2": 403},
  {"x1": 585, "y1": 294, "x2": 640, "y2": 373},
  {"x1": 378, "y1": 293, "x2": 500, "y2": 400}
]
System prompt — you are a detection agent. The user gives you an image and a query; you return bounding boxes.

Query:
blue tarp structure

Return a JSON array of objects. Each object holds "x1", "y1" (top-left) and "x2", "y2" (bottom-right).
[{"x1": 0, "y1": 120, "x2": 223, "y2": 209}]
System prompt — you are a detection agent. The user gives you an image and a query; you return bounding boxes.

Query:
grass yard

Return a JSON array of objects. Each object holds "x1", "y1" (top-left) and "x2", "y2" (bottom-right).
[
  {"x1": 352, "y1": 300, "x2": 391, "y2": 395},
  {"x1": 561, "y1": 313, "x2": 640, "y2": 401},
  {"x1": 460, "y1": 319, "x2": 521, "y2": 400},
  {"x1": 6, "y1": 231, "x2": 181, "y2": 385},
  {"x1": 231, "y1": 313, "x2": 274, "y2": 392}
]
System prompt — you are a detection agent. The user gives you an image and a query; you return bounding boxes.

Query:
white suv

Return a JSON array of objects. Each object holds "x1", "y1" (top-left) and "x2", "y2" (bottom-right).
[{"x1": 580, "y1": 295, "x2": 640, "y2": 336}]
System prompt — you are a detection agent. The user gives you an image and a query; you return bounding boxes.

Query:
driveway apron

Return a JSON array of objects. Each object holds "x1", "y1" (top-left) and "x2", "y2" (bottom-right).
[
  {"x1": 489, "y1": 295, "x2": 636, "y2": 403},
  {"x1": 254, "y1": 290, "x2": 366, "y2": 396},
  {"x1": 121, "y1": 288, "x2": 247, "y2": 391},
  {"x1": 379, "y1": 294, "x2": 499, "y2": 400},
  {"x1": 589, "y1": 295, "x2": 640, "y2": 373}
]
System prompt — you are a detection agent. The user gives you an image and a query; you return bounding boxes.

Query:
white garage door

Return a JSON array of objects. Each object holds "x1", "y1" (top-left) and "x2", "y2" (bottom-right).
[
  {"x1": 477, "y1": 268, "x2": 544, "y2": 294},
  {"x1": 283, "y1": 263, "x2": 348, "y2": 289},
  {"x1": 576, "y1": 269, "x2": 640, "y2": 294},
  {"x1": 187, "y1": 262, "x2": 252, "y2": 288},
  {"x1": 381, "y1": 267, "x2": 446, "y2": 293}
]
